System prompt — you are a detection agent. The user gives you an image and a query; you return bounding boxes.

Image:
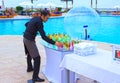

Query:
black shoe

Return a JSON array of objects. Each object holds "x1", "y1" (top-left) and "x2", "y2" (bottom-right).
[
  {"x1": 32, "y1": 77, "x2": 45, "y2": 82},
  {"x1": 27, "y1": 68, "x2": 33, "y2": 72}
]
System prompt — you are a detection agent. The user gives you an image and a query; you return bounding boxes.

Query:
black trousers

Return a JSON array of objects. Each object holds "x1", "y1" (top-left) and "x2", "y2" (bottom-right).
[
  {"x1": 23, "y1": 38, "x2": 40, "y2": 58},
  {"x1": 23, "y1": 37, "x2": 41, "y2": 79}
]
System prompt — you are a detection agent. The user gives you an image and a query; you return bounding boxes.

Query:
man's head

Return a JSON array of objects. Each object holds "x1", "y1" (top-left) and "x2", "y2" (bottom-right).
[{"x1": 40, "y1": 10, "x2": 50, "y2": 22}]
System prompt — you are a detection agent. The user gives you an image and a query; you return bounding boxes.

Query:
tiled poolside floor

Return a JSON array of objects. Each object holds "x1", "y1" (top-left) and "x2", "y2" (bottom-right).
[{"x1": 0, "y1": 36, "x2": 112, "y2": 83}]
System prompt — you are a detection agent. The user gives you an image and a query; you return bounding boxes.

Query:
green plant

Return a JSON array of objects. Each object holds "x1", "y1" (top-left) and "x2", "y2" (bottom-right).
[
  {"x1": 16, "y1": 6, "x2": 23, "y2": 13},
  {"x1": 57, "y1": 7, "x2": 62, "y2": 12}
]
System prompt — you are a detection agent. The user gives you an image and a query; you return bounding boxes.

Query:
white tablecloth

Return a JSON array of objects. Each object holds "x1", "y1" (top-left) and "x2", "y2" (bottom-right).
[
  {"x1": 43, "y1": 46, "x2": 73, "y2": 83},
  {"x1": 60, "y1": 49, "x2": 120, "y2": 83}
]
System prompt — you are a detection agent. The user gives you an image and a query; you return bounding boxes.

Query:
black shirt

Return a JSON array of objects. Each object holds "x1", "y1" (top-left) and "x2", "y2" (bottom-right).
[{"x1": 23, "y1": 16, "x2": 55, "y2": 45}]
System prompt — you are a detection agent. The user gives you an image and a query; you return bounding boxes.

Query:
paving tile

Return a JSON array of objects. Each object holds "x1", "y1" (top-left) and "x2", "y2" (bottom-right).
[{"x1": 0, "y1": 36, "x2": 111, "y2": 83}]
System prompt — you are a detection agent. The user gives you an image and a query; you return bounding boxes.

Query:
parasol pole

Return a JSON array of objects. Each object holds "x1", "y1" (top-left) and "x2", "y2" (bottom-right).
[
  {"x1": 66, "y1": 0, "x2": 68, "y2": 9},
  {"x1": 95, "y1": 0, "x2": 97, "y2": 9},
  {"x1": 2, "y1": 0, "x2": 5, "y2": 11},
  {"x1": 71, "y1": 0, "x2": 73, "y2": 8},
  {"x1": 31, "y1": 0, "x2": 33, "y2": 11},
  {"x1": 90, "y1": 0, "x2": 93, "y2": 8}
]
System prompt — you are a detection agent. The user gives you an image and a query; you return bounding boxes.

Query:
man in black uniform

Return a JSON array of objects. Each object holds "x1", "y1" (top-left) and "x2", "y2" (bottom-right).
[{"x1": 23, "y1": 10, "x2": 63, "y2": 82}]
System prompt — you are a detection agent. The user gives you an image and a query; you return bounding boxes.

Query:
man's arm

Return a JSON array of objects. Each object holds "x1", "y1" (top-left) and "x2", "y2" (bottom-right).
[
  {"x1": 38, "y1": 27, "x2": 63, "y2": 47},
  {"x1": 38, "y1": 27, "x2": 56, "y2": 44},
  {"x1": 25, "y1": 22, "x2": 29, "y2": 27}
]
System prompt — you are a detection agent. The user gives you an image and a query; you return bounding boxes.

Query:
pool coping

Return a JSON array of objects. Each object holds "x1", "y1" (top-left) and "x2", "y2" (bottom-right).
[{"x1": 0, "y1": 15, "x2": 65, "y2": 20}]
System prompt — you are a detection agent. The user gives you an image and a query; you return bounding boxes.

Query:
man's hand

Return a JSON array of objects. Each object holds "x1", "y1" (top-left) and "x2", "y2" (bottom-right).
[{"x1": 55, "y1": 42, "x2": 63, "y2": 48}]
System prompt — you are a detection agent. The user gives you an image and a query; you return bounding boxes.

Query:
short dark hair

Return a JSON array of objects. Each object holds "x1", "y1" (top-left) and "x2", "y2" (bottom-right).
[{"x1": 41, "y1": 10, "x2": 50, "y2": 16}]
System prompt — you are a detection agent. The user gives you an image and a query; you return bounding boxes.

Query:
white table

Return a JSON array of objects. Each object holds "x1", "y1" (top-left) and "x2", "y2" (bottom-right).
[
  {"x1": 43, "y1": 46, "x2": 73, "y2": 83},
  {"x1": 60, "y1": 49, "x2": 120, "y2": 83}
]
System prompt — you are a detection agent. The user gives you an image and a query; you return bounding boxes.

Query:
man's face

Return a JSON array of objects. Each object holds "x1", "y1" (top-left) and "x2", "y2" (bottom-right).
[{"x1": 42, "y1": 15, "x2": 50, "y2": 22}]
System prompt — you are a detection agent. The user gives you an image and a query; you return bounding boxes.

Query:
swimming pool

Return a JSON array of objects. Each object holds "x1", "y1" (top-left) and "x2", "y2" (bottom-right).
[
  {"x1": 96, "y1": 16, "x2": 120, "y2": 44},
  {"x1": 0, "y1": 16, "x2": 120, "y2": 44}
]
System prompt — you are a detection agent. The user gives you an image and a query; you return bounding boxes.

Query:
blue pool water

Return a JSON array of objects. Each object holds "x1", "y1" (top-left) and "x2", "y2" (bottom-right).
[{"x1": 0, "y1": 16, "x2": 120, "y2": 44}]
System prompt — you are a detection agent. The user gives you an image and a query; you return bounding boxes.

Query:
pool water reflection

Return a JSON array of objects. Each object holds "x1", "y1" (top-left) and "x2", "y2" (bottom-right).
[{"x1": 0, "y1": 16, "x2": 120, "y2": 44}]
